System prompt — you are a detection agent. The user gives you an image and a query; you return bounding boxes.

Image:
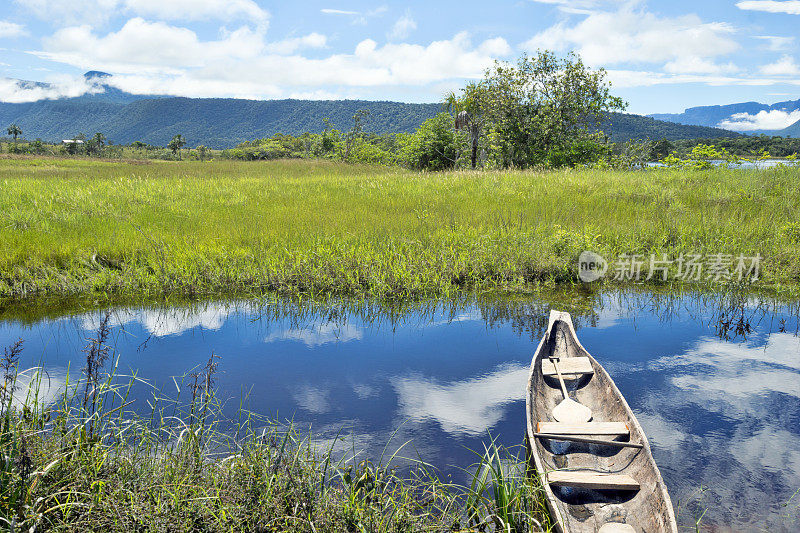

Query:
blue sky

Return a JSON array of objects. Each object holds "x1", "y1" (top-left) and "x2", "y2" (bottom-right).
[{"x1": 1, "y1": 0, "x2": 800, "y2": 128}]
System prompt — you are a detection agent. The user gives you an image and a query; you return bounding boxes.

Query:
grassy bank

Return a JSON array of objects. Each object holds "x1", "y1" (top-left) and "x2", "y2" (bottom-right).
[
  {"x1": 1, "y1": 329, "x2": 551, "y2": 532},
  {"x1": 2, "y1": 157, "x2": 799, "y2": 301}
]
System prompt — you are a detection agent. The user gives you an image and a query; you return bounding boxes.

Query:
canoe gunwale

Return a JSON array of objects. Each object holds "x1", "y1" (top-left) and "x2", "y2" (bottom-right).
[{"x1": 525, "y1": 310, "x2": 678, "y2": 533}]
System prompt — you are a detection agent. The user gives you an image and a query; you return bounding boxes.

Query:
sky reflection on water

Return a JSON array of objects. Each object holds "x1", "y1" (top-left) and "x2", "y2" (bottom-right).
[{"x1": 1, "y1": 292, "x2": 799, "y2": 532}]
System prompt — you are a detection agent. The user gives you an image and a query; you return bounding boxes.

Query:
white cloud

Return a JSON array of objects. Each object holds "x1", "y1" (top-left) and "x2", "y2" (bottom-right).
[
  {"x1": 736, "y1": 0, "x2": 800, "y2": 15},
  {"x1": 759, "y1": 54, "x2": 800, "y2": 75},
  {"x1": 15, "y1": 0, "x2": 120, "y2": 26},
  {"x1": 264, "y1": 33, "x2": 327, "y2": 55},
  {"x1": 293, "y1": 385, "x2": 331, "y2": 413},
  {"x1": 606, "y1": 69, "x2": 754, "y2": 89},
  {"x1": 32, "y1": 21, "x2": 510, "y2": 99},
  {"x1": 663, "y1": 57, "x2": 739, "y2": 75},
  {"x1": 264, "y1": 322, "x2": 363, "y2": 347},
  {"x1": 39, "y1": 19, "x2": 266, "y2": 72},
  {"x1": 0, "y1": 75, "x2": 102, "y2": 103},
  {"x1": 388, "y1": 11, "x2": 416, "y2": 40},
  {"x1": 321, "y1": 8, "x2": 359, "y2": 15},
  {"x1": 124, "y1": 0, "x2": 269, "y2": 24},
  {"x1": 719, "y1": 109, "x2": 800, "y2": 131},
  {"x1": 10, "y1": 367, "x2": 69, "y2": 410},
  {"x1": 320, "y1": 6, "x2": 387, "y2": 25},
  {"x1": 81, "y1": 305, "x2": 236, "y2": 337},
  {"x1": 522, "y1": 6, "x2": 738, "y2": 68},
  {"x1": 393, "y1": 363, "x2": 528, "y2": 436},
  {"x1": 754, "y1": 35, "x2": 795, "y2": 51},
  {"x1": 0, "y1": 20, "x2": 28, "y2": 38},
  {"x1": 16, "y1": 0, "x2": 269, "y2": 25},
  {"x1": 529, "y1": 0, "x2": 602, "y2": 15}
]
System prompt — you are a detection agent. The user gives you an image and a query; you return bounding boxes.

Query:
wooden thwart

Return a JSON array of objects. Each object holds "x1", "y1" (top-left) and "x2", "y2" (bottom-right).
[
  {"x1": 538, "y1": 421, "x2": 629, "y2": 436},
  {"x1": 533, "y1": 432, "x2": 643, "y2": 449},
  {"x1": 597, "y1": 524, "x2": 636, "y2": 533},
  {"x1": 541, "y1": 357, "x2": 594, "y2": 377},
  {"x1": 547, "y1": 471, "x2": 640, "y2": 491}
]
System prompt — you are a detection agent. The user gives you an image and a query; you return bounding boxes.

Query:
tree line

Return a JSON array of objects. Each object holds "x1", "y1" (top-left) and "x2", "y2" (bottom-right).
[{"x1": 5, "y1": 52, "x2": 798, "y2": 169}]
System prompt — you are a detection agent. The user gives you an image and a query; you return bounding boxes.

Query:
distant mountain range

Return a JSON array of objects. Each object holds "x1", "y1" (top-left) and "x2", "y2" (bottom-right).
[
  {"x1": 650, "y1": 98, "x2": 800, "y2": 137},
  {"x1": 0, "y1": 71, "x2": 742, "y2": 148}
]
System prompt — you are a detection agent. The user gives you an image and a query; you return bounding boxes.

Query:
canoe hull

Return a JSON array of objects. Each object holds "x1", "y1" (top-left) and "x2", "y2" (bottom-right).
[{"x1": 525, "y1": 311, "x2": 678, "y2": 533}]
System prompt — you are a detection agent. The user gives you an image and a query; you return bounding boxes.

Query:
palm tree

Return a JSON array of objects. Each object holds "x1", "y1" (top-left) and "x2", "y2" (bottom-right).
[
  {"x1": 168, "y1": 134, "x2": 186, "y2": 159},
  {"x1": 90, "y1": 132, "x2": 106, "y2": 156},
  {"x1": 446, "y1": 85, "x2": 486, "y2": 170},
  {"x1": 6, "y1": 124, "x2": 22, "y2": 150}
]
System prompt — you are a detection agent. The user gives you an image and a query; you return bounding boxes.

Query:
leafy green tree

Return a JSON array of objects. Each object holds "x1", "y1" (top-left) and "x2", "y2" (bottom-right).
[
  {"x1": 195, "y1": 145, "x2": 208, "y2": 160},
  {"x1": 320, "y1": 118, "x2": 337, "y2": 154},
  {"x1": 449, "y1": 51, "x2": 625, "y2": 168},
  {"x1": 402, "y1": 113, "x2": 461, "y2": 171},
  {"x1": 6, "y1": 124, "x2": 22, "y2": 151},
  {"x1": 344, "y1": 110, "x2": 370, "y2": 162},
  {"x1": 650, "y1": 139, "x2": 674, "y2": 160},
  {"x1": 87, "y1": 132, "x2": 106, "y2": 156},
  {"x1": 168, "y1": 134, "x2": 186, "y2": 158}
]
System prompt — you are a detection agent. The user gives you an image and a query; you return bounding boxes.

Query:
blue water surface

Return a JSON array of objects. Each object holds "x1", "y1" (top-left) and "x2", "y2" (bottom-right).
[{"x1": 1, "y1": 292, "x2": 798, "y2": 532}]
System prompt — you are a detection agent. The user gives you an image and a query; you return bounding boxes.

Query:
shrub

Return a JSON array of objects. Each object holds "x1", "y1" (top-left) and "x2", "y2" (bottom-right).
[{"x1": 402, "y1": 113, "x2": 461, "y2": 171}]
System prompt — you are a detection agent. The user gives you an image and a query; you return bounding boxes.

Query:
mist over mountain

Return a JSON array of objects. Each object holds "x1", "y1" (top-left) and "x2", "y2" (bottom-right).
[
  {"x1": 650, "y1": 98, "x2": 800, "y2": 136},
  {"x1": 1, "y1": 72, "x2": 742, "y2": 147}
]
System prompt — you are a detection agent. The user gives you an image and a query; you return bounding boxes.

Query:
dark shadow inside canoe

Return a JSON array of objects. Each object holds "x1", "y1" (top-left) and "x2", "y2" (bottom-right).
[
  {"x1": 540, "y1": 438, "x2": 628, "y2": 458},
  {"x1": 551, "y1": 486, "x2": 638, "y2": 506},
  {"x1": 541, "y1": 373, "x2": 593, "y2": 391}
]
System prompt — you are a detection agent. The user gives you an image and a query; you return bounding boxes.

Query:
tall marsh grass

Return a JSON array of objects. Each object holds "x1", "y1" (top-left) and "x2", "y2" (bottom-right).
[
  {"x1": 1, "y1": 157, "x2": 798, "y2": 301},
  {"x1": 0, "y1": 326, "x2": 553, "y2": 532}
]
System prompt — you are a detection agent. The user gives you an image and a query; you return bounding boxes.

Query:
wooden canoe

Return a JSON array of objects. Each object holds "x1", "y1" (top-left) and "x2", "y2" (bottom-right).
[{"x1": 526, "y1": 310, "x2": 677, "y2": 533}]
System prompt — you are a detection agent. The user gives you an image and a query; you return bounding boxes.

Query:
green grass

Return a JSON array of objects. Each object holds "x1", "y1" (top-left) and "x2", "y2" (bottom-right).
[{"x1": 2, "y1": 157, "x2": 799, "y2": 301}]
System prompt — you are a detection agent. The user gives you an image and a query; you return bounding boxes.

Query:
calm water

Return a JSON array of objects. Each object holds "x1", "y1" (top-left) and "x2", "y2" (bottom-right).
[
  {"x1": 647, "y1": 159, "x2": 793, "y2": 169},
  {"x1": 2, "y1": 292, "x2": 799, "y2": 532}
]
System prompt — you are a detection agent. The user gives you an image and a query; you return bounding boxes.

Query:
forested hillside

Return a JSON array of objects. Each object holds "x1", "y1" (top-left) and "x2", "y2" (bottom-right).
[{"x1": 1, "y1": 75, "x2": 743, "y2": 147}]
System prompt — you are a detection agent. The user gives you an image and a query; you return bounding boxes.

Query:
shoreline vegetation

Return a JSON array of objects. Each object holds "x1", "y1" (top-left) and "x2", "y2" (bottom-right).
[
  {"x1": 2, "y1": 157, "x2": 799, "y2": 304},
  {"x1": 1, "y1": 320, "x2": 553, "y2": 532}
]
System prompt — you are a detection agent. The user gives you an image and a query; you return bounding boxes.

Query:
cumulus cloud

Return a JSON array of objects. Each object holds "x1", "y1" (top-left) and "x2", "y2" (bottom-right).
[
  {"x1": 719, "y1": 109, "x2": 800, "y2": 131},
  {"x1": 388, "y1": 11, "x2": 416, "y2": 40},
  {"x1": 759, "y1": 54, "x2": 800, "y2": 75},
  {"x1": 31, "y1": 20, "x2": 511, "y2": 99},
  {"x1": 522, "y1": 6, "x2": 738, "y2": 68},
  {"x1": 0, "y1": 20, "x2": 28, "y2": 38},
  {"x1": 38, "y1": 19, "x2": 266, "y2": 72},
  {"x1": 81, "y1": 305, "x2": 237, "y2": 337},
  {"x1": 393, "y1": 363, "x2": 528, "y2": 436},
  {"x1": 736, "y1": 0, "x2": 800, "y2": 15}
]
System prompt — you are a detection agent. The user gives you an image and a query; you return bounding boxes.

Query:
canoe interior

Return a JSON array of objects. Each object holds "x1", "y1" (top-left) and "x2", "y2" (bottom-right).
[{"x1": 526, "y1": 311, "x2": 677, "y2": 533}]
